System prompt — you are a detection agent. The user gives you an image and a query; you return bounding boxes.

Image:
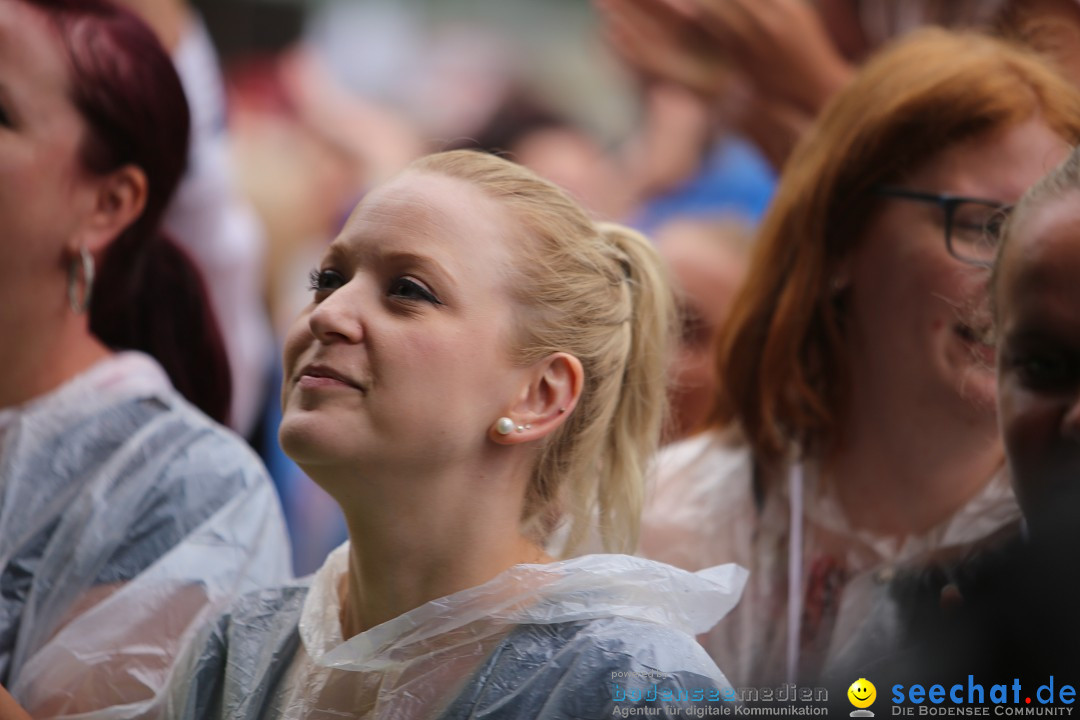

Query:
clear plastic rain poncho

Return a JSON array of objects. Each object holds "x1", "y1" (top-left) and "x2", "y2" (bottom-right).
[
  {"x1": 0, "y1": 352, "x2": 292, "y2": 718},
  {"x1": 640, "y1": 428, "x2": 1020, "y2": 686},
  {"x1": 167, "y1": 543, "x2": 748, "y2": 719}
]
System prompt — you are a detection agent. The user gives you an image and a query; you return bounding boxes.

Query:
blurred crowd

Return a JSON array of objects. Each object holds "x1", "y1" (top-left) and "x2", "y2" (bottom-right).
[{"x1": 4, "y1": 0, "x2": 1080, "y2": 716}]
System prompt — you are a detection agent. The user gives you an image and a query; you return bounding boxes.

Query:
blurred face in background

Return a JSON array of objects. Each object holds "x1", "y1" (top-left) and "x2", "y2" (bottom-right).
[
  {"x1": 845, "y1": 117, "x2": 1069, "y2": 420},
  {"x1": 658, "y1": 219, "x2": 748, "y2": 443},
  {"x1": 996, "y1": 191, "x2": 1080, "y2": 525}
]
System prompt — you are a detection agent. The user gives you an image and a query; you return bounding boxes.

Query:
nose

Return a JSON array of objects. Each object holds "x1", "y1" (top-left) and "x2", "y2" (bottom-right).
[{"x1": 308, "y1": 283, "x2": 365, "y2": 345}]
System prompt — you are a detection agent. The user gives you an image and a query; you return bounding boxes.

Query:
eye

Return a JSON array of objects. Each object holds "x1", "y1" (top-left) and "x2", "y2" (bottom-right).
[
  {"x1": 951, "y1": 204, "x2": 1003, "y2": 244},
  {"x1": 308, "y1": 268, "x2": 346, "y2": 296},
  {"x1": 983, "y1": 207, "x2": 1012, "y2": 244},
  {"x1": 1005, "y1": 350, "x2": 1077, "y2": 392},
  {"x1": 388, "y1": 276, "x2": 441, "y2": 305}
]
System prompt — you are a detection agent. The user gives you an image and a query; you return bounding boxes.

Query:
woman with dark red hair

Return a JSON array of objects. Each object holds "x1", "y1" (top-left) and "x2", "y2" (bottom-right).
[{"x1": 0, "y1": 0, "x2": 289, "y2": 715}]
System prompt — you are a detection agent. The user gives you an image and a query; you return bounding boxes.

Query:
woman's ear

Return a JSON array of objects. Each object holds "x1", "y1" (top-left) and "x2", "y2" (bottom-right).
[
  {"x1": 72, "y1": 164, "x2": 148, "y2": 254},
  {"x1": 489, "y1": 353, "x2": 584, "y2": 445}
]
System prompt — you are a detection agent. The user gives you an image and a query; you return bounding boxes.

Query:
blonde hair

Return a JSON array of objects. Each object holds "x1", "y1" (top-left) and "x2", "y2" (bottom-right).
[{"x1": 411, "y1": 150, "x2": 676, "y2": 554}]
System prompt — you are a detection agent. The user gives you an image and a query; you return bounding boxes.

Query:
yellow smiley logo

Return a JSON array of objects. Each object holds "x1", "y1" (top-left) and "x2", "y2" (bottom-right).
[{"x1": 848, "y1": 678, "x2": 877, "y2": 709}]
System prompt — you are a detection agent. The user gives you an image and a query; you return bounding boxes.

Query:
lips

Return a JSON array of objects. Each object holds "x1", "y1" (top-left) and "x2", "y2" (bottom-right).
[{"x1": 296, "y1": 362, "x2": 365, "y2": 391}]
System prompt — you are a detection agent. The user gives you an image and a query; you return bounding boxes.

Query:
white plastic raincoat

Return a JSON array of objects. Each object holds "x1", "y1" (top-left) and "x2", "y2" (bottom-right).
[
  {"x1": 0, "y1": 352, "x2": 292, "y2": 717},
  {"x1": 167, "y1": 544, "x2": 748, "y2": 719},
  {"x1": 640, "y1": 428, "x2": 1020, "y2": 686}
]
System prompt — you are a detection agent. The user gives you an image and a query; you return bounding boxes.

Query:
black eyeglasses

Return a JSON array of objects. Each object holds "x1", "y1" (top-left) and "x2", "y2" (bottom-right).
[{"x1": 874, "y1": 186, "x2": 1012, "y2": 267}]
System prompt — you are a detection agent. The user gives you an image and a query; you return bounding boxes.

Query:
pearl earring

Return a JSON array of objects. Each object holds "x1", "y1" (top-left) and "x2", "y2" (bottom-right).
[{"x1": 495, "y1": 417, "x2": 515, "y2": 435}]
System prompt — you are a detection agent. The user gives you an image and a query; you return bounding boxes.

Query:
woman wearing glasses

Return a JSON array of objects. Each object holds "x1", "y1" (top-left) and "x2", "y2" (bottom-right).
[{"x1": 639, "y1": 28, "x2": 1080, "y2": 685}]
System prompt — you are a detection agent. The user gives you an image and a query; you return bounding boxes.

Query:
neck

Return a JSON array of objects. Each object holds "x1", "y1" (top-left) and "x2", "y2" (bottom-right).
[
  {"x1": 0, "y1": 302, "x2": 111, "y2": 410},
  {"x1": 826, "y1": 382, "x2": 1003, "y2": 537},
  {"x1": 317, "y1": 455, "x2": 552, "y2": 639}
]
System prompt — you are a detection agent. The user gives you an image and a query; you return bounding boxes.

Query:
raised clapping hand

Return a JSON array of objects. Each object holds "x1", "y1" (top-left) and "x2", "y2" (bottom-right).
[
  {"x1": 596, "y1": 0, "x2": 734, "y2": 99},
  {"x1": 676, "y1": 0, "x2": 853, "y2": 114},
  {"x1": 595, "y1": 0, "x2": 853, "y2": 167}
]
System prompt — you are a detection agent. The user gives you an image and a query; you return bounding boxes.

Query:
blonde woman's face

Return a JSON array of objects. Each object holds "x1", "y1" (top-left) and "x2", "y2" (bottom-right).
[
  {"x1": 997, "y1": 192, "x2": 1080, "y2": 523},
  {"x1": 845, "y1": 117, "x2": 1069, "y2": 418},
  {"x1": 279, "y1": 172, "x2": 528, "y2": 478}
]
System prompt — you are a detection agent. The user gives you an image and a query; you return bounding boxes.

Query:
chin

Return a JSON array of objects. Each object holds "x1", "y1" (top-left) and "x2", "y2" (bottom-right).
[{"x1": 279, "y1": 411, "x2": 346, "y2": 467}]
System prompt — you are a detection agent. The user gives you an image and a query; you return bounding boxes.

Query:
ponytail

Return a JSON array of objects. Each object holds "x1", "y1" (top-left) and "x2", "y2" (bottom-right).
[
  {"x1": 91, "y1": 233, "x2": 232, "y2": 425},
  {"x1": 585, "y1": 223, "x2": 676, "y2": 553}
]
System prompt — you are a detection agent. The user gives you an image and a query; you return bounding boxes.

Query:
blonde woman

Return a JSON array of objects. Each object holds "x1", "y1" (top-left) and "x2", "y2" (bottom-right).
[{"x1": 166, "y1": 150, "x2": 746, "y2": 719}]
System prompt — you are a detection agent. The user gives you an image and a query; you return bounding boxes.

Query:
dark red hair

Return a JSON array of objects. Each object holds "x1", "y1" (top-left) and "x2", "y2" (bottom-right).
[{"x1": 26, "y1": 0, "x2": 231, "y2": 424}]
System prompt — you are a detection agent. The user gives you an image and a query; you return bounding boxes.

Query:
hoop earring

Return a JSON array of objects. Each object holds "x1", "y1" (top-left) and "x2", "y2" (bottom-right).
[{"x1": 68, "y1": 245, "x2": 95, "y2": 314}]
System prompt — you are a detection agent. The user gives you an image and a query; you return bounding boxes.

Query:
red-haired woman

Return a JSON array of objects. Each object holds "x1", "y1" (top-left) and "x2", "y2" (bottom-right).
[
  {"x1": 0, "y1": 0, "x2": 289, "y2": 716},
  {"x1": 640, "y1": 29, "x2": 1080, "y2": 685}
]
